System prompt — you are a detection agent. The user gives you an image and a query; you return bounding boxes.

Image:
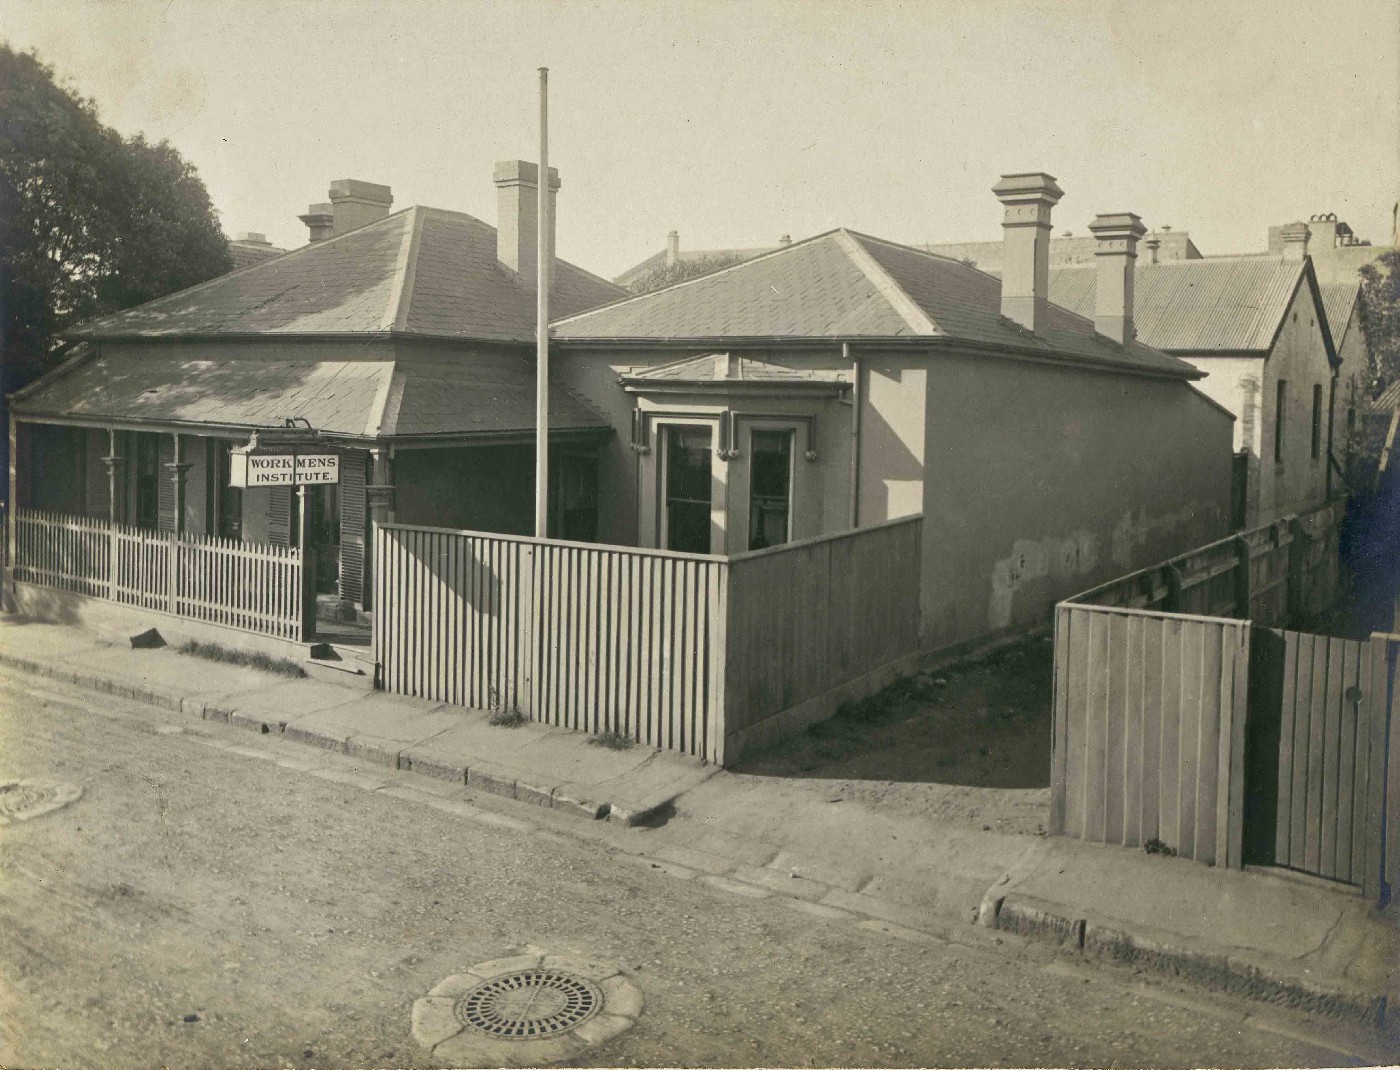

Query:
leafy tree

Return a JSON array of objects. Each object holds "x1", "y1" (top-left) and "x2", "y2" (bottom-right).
[
  {"x1": 1358, "y1": 248, "x2": 1400, "y2": 396},
  {"x1": 0, "y1": 43, "x2": 232, "y2": 390},
  {"x1": 626, "y1": 251, "x2": 749, "y2": 294}
]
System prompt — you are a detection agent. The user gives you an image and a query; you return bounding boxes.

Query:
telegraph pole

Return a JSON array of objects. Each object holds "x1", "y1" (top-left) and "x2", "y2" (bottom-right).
[{"x1": 534, "y1": 67, "x2": 550, "y2": 538}]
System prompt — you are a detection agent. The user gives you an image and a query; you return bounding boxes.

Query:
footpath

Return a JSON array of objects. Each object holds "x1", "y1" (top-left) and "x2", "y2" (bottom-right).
[{"x1": 1, "y1": 615, "x2": 1396, "y2": 1046}]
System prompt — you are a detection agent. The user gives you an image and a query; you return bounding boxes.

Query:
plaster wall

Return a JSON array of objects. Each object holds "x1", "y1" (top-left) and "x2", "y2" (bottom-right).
[
  {"x1": 394, "y1": 445, "x2": 536, "y2": 535},
  {"x1": 554, "y1": 347, "x2": 926, "y2": 550},
  {"x1": 1257, "y1": 282, "x2": 1332, "y2": 521},
  {"x1": 920, "y1": 355, "x2": 1233, "y2": 651}
]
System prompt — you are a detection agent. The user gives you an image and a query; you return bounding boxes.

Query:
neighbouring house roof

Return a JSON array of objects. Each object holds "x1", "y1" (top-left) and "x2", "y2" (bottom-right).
[
  {"x1": 13, "y1": 347, "x2": 608, "y2": 442},
  {"x1": 69, "y1": 206, "x2": 626, "y2": 343},
  {"x1": 555, "y1": 229, "x2": 1199, "y2": 380},
  {"x1": 1319, "y1": 282, "x2": 1361, "y2": 348},
  {"x1": 1370, "y1": 380, "x2": 1400, "y2": 414},
  {"x1": 920, "y1": 230, "x2": 1203, "y2": 272},
  {"x1": 1043, "y1": 257, "x2": 1324, "y2": 356},
  {"x1": 228, "y1": 240, "x2": 288, "y2": 271},
  {"x1": 615, "y1": 245, "x2": 778, "y2": 289}
]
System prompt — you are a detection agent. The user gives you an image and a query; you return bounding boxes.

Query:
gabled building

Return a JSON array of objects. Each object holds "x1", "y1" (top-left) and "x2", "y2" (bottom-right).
[
  {"x1": 10, "y1": 163, "x2": 624, "y2": 622},
  {"x1": 554, "y1": 175, "x2": 1235, "y2": 652},
  {"x1": 1045, "y1": 228, "x2": 1339, "y2": 526}
]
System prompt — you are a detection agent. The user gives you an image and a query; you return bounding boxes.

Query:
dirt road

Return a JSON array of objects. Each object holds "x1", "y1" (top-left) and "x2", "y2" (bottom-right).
[{"x1": 0, "y1": 671, "x2": 1375, "y2": 1068}]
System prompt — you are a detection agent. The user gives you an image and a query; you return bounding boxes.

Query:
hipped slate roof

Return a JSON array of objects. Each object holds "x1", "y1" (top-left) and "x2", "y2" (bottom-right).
[
  {"x1": 1045, "y1": 257, "x2": 1314, "y2": 354},
  {"x1": 69, "y1": 207, "x2": 625, "y2": 343},
  {"x1": 555, "y1": 229, "x2": 1198, "y2": 379},
  {"x1": 14, "y1": 347, "x2": 607, "y2": 441},
  {"x1": 622, "y1": 352, "x2": 847, "y2": 385}
]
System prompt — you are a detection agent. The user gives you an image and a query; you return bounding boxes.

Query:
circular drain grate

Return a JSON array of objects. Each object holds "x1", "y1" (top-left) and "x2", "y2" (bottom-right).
[
  {"x1": 455, "y1": 969, "x2": 602, "y2": 1039},
  {"x1": 0, "y1": 779, "x2": 81, "y2": 823}
]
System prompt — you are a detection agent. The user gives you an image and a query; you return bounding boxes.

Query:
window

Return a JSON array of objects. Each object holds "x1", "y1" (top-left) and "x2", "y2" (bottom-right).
[
  {"x1": 1274, "y1": 380, "x2": 1287, "y2": 462},
  {"x1": 1311, "y1": 384, "x2": 1323, "y2": 460},
  {"x1": 133, "y1": 433, "x2": 161, "y2": 530},
  {"x1": 663, "y1": 426, "x2": 712, "y2": 554},
  {"x1": 749, "y1": 430, "x2": 793, "y2": 550}
]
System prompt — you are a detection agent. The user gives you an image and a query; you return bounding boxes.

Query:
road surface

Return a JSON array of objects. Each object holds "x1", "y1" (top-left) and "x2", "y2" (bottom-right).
[{"x1": 0, "y1": 671, "x2": 1380, "y2": 1068}]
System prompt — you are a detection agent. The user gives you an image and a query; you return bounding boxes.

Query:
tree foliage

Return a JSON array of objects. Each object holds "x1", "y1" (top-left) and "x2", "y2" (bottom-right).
[
  {"x1": 1358, "y1": 248, "x2": 1400, "y2": 396},
  {"x1": 0, "y1": 44, "x2": 232, "y2": 387},
  {"x1": 625, "y1": 251, "x2": 749, "y2": 294}
]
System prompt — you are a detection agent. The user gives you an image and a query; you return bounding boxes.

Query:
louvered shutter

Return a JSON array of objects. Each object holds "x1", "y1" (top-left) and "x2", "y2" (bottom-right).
[
  {"x1": 157, "y1": 439, "x2": 176, "y2": 532},
  {"x1": 268, "y1": 486, "x2": 293, "y2": 546},
  {"x1": 85, "y1": 430, "x2": 110, "y2": 519},
  {"x1": 338, "y1": 449, "x2": 368, "y2": 605}
]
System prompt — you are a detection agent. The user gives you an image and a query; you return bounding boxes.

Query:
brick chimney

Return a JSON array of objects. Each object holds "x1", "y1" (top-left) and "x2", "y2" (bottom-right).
[
  {"x1": 993, "y1": 172, "x2": 1064, "y2": 334},
  {"x1": 236, "y1": 232, "x2": 272, "y2": 246},
  {"x1": 494, "y1": 160, "x2": 560, "y2": 286},
  {"x1": 1087, "y1": 212, "x2": 1147, "y2": 345},
  {"x1": 1144, "y1": 235, "x2": 1161, "y2": 265},
  {"x1": 666, "y1": 230, "x2": 680, "y2": 266},
  {"x1": 328, "y1": 180, "x2": 393, "y2": 235},
  {"x1": 778, "y1": 234, "x2": 792, "y2": 247},
  {"x1": 1279, "y1": 221, "x2": 1310, "y2": 261}
]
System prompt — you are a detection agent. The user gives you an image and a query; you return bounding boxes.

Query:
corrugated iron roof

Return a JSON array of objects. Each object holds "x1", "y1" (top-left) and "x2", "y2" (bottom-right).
[
  {"x1": 69, "y1": 207, "x2": 625, "y2": 343},
  {"x1": 14, "y1": 347, "x2": 607, "y2": 440},
  {"x1": 1046, "y1": 257, "x2": 1305, "y2": 352},
  {"x1": 556, "y1": 229, "x2": 1197, "y2": 379},
  {"x1": 1319, "y1": 282, "x2": 1360, "y2": 347}
]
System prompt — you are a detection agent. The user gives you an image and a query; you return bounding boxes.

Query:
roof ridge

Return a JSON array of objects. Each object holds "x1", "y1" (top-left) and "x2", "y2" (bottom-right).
[
  {"x1": 848, "y1": 229, "x2": 1008, "y2": 284},
  {"x1": 834, "y1": 230, "x2": 940, "y2": 335},
  {"x1": 386, "y1": 207, "x2": 426, "y2": 331}
]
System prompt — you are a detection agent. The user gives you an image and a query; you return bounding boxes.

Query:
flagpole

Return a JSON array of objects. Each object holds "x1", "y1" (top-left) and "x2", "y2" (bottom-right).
[{"x1": 534, "y1": 66, "x2": 550, "y2": 539}]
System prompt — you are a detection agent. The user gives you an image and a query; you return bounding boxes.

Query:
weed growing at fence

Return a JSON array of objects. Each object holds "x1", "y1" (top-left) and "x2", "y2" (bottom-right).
[
  {"x1": 488, "y1": 707, "x2": 529, "y2": 728},
  {"x1": 588, "y1": 730, "x2": 636, "y2": 751},
  {"x1": 176, "y1": 640, "x2": 306, "y2": 678}
]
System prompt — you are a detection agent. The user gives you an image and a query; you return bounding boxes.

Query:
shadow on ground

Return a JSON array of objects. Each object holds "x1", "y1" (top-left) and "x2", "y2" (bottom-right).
[{"x1": 736, "y1": 636, "x2": 1054, "y2": 790}]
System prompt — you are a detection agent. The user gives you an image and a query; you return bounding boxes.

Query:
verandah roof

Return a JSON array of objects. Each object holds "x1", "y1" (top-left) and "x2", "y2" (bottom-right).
[{"x1": 13, "y1": 348, "x2": 609, "y2": 442}]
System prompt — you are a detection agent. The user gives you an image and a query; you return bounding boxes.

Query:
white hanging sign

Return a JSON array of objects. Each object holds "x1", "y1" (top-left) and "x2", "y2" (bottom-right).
[{"x1": 229, "y1": 451, "x2": 340, "y2": 487}]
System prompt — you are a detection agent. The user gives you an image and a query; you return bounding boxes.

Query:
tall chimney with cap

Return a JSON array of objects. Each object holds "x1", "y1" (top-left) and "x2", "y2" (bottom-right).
[
  {"x1": 1087, "y1": 213, "x2": 1146, "y2": 345},
  {"x1": 494, "y1": 160, "x2": 559, "y2": 286},
  {"x1": 992, "y1": 172, "x2": 1064, "y2": 335},
  {"x1": 1279, "y1": 221, "x2": 1310, "y2": 261},
  {"x1": 1144, "y1": 235, "x2": 1161, "y2": 265},
  {"x1": 666, "y1": 230, "x2": 680, "y2": 266},
  {"x1": 328, "y1": 180, "x2": 393, "y2": 235},
  {"x1": 298, "y1": 203, "x2": 334, "y2": 243}
]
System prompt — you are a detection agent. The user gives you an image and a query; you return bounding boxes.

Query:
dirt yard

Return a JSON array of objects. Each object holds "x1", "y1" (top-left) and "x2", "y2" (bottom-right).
[{"x1": 736, "y1": 636, "x2": 1055, "y2": 836}]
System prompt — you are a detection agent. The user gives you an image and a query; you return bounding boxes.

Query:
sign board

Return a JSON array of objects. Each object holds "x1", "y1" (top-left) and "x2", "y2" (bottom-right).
[{"x1": 229, "y1": 451, "x2": 340, "y2": 488}]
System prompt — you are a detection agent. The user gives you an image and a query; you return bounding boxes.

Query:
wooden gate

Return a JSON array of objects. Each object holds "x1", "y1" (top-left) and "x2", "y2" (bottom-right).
[{"x1": 1245, "y1": 630, "x2": 1398, "y2": 893}]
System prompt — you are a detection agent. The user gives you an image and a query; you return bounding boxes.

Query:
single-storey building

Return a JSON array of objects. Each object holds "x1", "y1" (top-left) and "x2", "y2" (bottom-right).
[
  {"x1": 552, "y1": 175, "x2": 1236, "y2": 652},
  {"x1": 9, "y1": 165, "x2": 625, "y2": 625}
]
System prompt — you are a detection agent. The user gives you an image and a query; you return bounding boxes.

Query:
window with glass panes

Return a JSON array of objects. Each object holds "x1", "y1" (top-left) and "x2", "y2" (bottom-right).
[
  {"x1": 748, "y1": 429, "x2": 793, "y2": 550},
  {"x1": 663, "y1": 426, "x2": 712, "y2": 554}
]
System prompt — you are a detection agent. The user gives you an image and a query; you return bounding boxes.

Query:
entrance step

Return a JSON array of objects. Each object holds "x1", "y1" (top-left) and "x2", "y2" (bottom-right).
[{"x1": 303, "y1": 641, "x2": 376, "y2": 691}]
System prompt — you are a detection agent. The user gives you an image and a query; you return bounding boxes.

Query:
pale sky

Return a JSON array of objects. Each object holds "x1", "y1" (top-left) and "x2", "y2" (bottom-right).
[{"x1": 3, "y1": 0, "x2": 1398, "y2": 279}]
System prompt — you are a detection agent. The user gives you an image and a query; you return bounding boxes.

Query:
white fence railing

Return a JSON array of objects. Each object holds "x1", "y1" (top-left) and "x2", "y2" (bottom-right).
[{"x1": 13, "y1": 507, "x2": 306, "y2": 641}]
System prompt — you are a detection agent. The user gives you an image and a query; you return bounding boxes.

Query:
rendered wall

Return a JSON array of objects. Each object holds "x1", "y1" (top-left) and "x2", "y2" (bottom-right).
[
  {"x1": 394, "y1": 445, "x2": 536, "y2": 535},
  {"x1": 920, "y1": 354, "x2": 1234, "y2": 652}
]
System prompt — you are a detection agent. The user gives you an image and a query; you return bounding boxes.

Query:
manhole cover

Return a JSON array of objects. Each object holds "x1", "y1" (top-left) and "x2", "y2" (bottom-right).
[
  {"x1": 414, "y1": 954, "x2": 644, "y2": 1066},
  {"x1": 455, "y1": 969, "x2": 601, "y2": 1039},
  {"x1": 0, "y1": 779, "x2": 82, "y2": 824}
]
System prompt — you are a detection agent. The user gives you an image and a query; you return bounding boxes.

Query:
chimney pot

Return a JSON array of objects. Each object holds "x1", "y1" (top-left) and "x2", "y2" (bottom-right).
[
  {"x1": 666, "y1": 230, "x2": 680, "y2": 265},
  {"x1": 1088, "y1": 212, "x2": 1147, "y2": 345},
  {"x1": 992, "y1": 171, "x2": 1064, "y2": 335},
  {"x1": 495, "y1": 159, "x2": 560, "y2": 286},
  {"x1": 1279, "y1": 221, "x2": 1310, "y2": 261},
  {"x1": 778, "y1": 234, "x2": 792, "y2": 246},
  {"x1": 1144, "y1": 235, "x2": 1161, "y2": 265}
]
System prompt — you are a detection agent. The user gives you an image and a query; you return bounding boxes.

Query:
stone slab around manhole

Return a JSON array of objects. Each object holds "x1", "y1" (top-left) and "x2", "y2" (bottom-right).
[
  {"x1": 413, "y1": 954, "x2": 643, "y2": 1067},
  {"x1": 0, "y1": 779, "x2": 82, "y2": 824}
]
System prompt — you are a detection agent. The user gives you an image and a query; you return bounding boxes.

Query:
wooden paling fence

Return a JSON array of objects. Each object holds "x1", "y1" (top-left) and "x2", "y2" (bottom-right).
[
  {"x1": 374, "y1": 517, "x2": 924, "y2": 765},
  {"x1": 13, "y1": 508, "x2": 305, "y2": 641},
  {"x1": 1052, "y1": 602, "x2": 1400, "y2": 902},
  {"x1": 1067, "y1": 501, "x2": 1344, "y2": 627}
]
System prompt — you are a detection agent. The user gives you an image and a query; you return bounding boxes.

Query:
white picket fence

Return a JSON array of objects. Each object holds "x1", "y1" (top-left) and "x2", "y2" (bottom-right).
[{"x1": 13, "y1": 507, "x2": 306, "y2": 641}]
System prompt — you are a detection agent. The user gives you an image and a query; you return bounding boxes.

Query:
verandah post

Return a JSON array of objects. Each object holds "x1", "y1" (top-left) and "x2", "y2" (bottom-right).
[{"x1": 103, "y1": 427, "x2": 122, "y2": 601}]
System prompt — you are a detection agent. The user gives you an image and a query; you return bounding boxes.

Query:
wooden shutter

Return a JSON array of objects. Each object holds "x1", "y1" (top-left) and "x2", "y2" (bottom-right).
[
  {"x1": 157, "y1": 439, "x2": 176, "y2": 532},
  {"x1": 338, "y1": 449, "x2": 368, "y2": 605},
  {"x1": 84, "y1": 430, "x2": 110, "y2": 519},
  {"x1": 268, "y1": 486, "x2": 293, "y2": 546}
]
